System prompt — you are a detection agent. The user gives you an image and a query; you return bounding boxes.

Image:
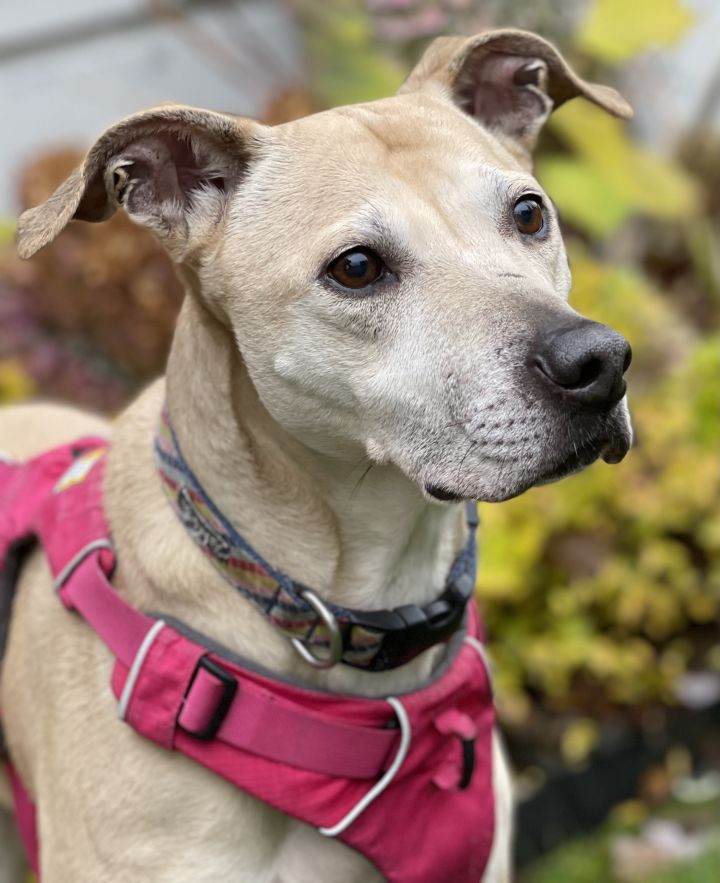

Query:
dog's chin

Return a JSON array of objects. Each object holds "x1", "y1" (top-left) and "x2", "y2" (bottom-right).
[{"x1": 423, "y1": 434, "x2": 631, "y2": 504}]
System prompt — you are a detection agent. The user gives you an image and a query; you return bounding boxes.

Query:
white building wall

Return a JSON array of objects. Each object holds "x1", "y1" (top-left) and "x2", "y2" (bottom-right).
[{"x1": 0, "y1": 0, "x2": 302, "y2": 214}]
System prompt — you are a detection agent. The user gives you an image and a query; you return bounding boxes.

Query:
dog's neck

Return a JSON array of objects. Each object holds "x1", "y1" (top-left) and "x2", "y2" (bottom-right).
[{"x1": 165, "y1": 295, "x2": 466, "y2": 613}]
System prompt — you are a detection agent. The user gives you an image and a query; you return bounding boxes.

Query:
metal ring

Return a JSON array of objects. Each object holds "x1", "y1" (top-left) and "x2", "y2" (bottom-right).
[{"x1": 291, "y1": 589, "x2": 343, "y2": 669}]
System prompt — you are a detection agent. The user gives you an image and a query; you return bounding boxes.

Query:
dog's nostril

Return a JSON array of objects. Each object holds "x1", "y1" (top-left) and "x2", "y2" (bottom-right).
[
  {"x1": 572, "y1": 356, "x2": 603, "y2": 390},
  {"x1": 533, "y1": 354, "x2": 601, "y2": 391}
]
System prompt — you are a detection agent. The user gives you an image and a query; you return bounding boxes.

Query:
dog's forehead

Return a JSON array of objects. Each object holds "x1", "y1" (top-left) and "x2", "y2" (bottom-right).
[
  {"x1": 244, "y1": 94, "x2": 539, "y2": 247},
  {"x1": 276, "y1": 94, "x2": 525, "y2": 181}
]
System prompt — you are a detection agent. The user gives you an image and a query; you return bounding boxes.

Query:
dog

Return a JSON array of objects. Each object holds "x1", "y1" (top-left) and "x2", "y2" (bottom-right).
[{"x1": 0, "y1": 29, "x2": 632, "y2": 883}]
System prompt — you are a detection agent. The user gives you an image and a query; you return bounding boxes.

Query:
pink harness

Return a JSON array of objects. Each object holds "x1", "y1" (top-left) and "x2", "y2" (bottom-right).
[{"x1": 0, "y1": 441, "x2": 496, "y2": 881}]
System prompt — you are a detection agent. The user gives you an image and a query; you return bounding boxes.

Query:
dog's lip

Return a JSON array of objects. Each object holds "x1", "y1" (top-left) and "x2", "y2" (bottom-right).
[
  {"x1": 535, "y1": 436, "x2": 617, "y2": 485},
  {"x1": 424, "y1": 483, "x2": 465, "y2": 503},
  {"x1": 600, "y1": 436, "x2": 630, "y2": 464},
  {"x1": 423, "y1": 431, "x2": 631, "y2": 502}
]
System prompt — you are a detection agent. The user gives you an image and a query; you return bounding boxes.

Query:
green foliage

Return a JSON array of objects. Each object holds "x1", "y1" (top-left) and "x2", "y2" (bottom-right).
[
  {"x1": 646, "y1": 850, "x2": 720, "y2": 883},
  {"x1": 523, "y1": 799, "x2": 720, "y2": 883},
  {"x1": 526, "y1": 837, "x2": 720, "y2": 883},
  {"x1": 0, "y1": 218, "x2": 15, "y2": 245},
  {"x1": 524, "y1": 834, "x2": 611, "y2": 883},
  {"x1": 0, "y1": 358, "x2": 35, "y2": 401},
  {"x1": 298, "y1": 0, "x2": 405, "y2": 108},
  {"x1": 474, "y1": 238, "x2": 720, "y2": 714},
  {"x1": 577, "y1": 0, "x2": 694, "y2": 63},
  {"x1": 538, "y1": 102, "x2": 699, "y2": 238}
]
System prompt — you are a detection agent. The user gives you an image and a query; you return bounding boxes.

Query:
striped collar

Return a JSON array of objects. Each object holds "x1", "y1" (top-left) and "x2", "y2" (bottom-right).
[{"x1": 154, "y1": 409, "x2": 479, "y2": 672}]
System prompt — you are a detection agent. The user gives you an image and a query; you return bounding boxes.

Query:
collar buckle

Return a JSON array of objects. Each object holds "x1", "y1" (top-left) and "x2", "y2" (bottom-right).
[{"x1": 366, "y1": 572, "x2": 476, "y2": 671}]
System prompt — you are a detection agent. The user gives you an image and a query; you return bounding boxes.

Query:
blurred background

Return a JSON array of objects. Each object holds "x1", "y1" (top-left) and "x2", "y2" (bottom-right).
[{"x1": 1, "y1": 1, "x2": 719, "y2": 880}]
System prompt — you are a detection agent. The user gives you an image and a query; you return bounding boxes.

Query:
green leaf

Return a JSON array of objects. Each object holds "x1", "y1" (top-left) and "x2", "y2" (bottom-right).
[
  {"x1": 536, "y1": 157, "x2": 632, "y2": 237},
  {"x1": 303, "y1": 5, "x2": 405, "y2": 108},
  {"x1": 578, "y1": 0, "x2": 694, "y2": 63},
  {"x1": 0, "y1": 218, "x2": 15, "y2": 245},
  {"x1": 545, "y1": 101, "x2": 699, "y2": 233}
]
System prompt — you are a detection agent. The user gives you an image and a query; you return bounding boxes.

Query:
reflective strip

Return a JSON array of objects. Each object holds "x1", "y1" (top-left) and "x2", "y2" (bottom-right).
[
  {"x1": 464, "y1": 635, "x2": 494, "y2": 684},
  {"x1": 318, "y1": 696, "x2": 412, "y2": 838},
  {"x1": 117, "y1": 619, "x2": 166, "y2": 721},
  {"x1": 53, "y1": 539, "x2": 115, "y2": 592}
]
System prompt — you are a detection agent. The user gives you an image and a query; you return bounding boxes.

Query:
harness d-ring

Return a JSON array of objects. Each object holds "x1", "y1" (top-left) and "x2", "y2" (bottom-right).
[
  {"x1": 291, "y1": 588, "x2": 343, "y2": 669},
  {"x1": 319, "y1": 696, "x2": 412, "y2": 837}
]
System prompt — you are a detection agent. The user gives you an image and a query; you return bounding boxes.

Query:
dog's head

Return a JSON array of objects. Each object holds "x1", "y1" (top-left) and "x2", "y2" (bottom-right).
[{"x1": 17, "y1": 29, "x2": 633, "y2": 503}]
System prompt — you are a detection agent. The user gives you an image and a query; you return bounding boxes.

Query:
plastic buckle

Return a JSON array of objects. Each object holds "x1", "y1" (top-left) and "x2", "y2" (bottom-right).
[
  {"x1": 391, "y1": 601, "x2": 462, "y2": 667},
  {"x1": 386, "y1": 572, "x2": 475, "y2": 668},
  {"x1": 179, "y1": 656, "x2": 238, "y2": 741}
]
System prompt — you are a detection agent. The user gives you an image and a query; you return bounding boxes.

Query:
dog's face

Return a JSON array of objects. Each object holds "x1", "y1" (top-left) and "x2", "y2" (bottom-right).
[{"x1": 17, "y1": 29, "x2": 633, "y2": 503}]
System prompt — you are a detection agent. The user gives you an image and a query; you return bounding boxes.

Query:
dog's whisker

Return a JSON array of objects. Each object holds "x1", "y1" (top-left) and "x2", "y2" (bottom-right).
[
  {"x1": 349, "y1": 463, "x2": 375, "y2": 502},
  {"x1": 455, "y1": 439, "x2": 478, "y2": 493}
]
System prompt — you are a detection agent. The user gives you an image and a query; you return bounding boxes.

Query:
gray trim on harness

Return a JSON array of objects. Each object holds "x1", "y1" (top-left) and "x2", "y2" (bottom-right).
[
  {"x1": 53, "y1": 539, "x2": 115, "y2": 592},
  {"x1": 149, "y1": 611, "x2": 470, "y2": 699},
  {"x1": 464, "y1": 635, "x2": 494, "y2": 690}
]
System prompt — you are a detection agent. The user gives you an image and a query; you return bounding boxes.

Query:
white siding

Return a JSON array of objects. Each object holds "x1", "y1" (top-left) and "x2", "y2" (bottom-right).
[{"x1": 0, "y1": 1, "x2": 302, "y2": 213}]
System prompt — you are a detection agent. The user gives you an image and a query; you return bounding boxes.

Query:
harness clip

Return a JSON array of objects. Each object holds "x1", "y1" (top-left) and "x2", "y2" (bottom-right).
[{"x1": 178, "y1": 656, "x2": 238, "y2": 741}]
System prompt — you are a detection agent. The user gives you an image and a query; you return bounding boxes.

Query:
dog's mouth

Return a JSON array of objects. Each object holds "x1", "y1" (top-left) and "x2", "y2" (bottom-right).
[
  {"x1": 424, "y1": 432, "x2": 630, "y2": 504},
  {"x1": 533, "y1": 437, "x2": 612, "y2": 485},
  {"x1": 425, "y1": 483, "x2": 465, "y2": 503}
]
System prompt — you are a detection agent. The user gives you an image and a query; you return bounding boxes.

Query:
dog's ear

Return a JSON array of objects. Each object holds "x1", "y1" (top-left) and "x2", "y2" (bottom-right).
[
  {"x1": 399, "y1": 29, "x2": 632, "y2": 161},
  {"x1": 16, "y1": 105, "x2": 259, "y2": 260}
]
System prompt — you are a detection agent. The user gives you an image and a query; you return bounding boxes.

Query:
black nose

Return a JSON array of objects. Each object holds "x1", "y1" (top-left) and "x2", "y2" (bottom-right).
[{"x1": 532, "y1": 320, "x2": 631, "y2": 409}]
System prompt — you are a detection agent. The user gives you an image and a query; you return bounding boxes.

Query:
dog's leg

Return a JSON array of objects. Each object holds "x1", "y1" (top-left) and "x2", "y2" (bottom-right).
[{"x1": 271, "y1": 821, "x2": 382, "y2": 883}]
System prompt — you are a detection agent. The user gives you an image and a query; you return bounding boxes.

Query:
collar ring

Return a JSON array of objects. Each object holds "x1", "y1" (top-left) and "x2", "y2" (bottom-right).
[{"x1": 291, "y1": 588, "x2": 344, "y2": 669}]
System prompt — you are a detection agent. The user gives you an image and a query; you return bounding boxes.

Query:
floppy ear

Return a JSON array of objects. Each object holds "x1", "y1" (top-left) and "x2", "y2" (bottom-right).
[
  {"x1": 399, "y1": 28, "x2": 632, "y2": 161},
  {"x1": 16, "y1": 105, "x2": 258, "y2": 260}
]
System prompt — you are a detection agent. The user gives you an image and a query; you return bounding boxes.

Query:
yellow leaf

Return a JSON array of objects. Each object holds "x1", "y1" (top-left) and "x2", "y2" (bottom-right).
[
  {"x1": 0, "y1": 359, "x2": 34, "y2": 402},
  {"x1": 302, "y1": 2, "x2": 405, "y2": 107},
  {"x1": 549, "y1": 101, "x2": 698, "y2": 226},
  {"x1": 0, "y1": 218, "x2": 15, "y2": 244},
  {"x1": 578, "y1": 0, "x2": 694, "y2": 63},
  {"x1": 537, "y1": 157, "x2": 632, "y2": 237},
  {"x1": 561, "y1": 718, "x2": 599, "y2": 765},
  {"x1": 611, "y1": 799, "x2": 648, "y2": 828}
]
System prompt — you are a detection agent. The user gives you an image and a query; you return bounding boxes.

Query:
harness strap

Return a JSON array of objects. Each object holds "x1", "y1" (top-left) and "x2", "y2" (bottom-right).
[
  {"x1": 57, "y1": 546, "x2": 399, "y2": 780},
  {"x1": 3, "y1": 443, "x2": 496, "y2": 883}
]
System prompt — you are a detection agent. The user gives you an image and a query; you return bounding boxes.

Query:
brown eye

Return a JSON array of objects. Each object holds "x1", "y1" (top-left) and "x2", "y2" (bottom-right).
[
  {"x1": 513, "y1": 197, "x2": 544, "y2": 235},
  {"x1": 327, "y1": 248, "x2": 385, "y2": 290}
]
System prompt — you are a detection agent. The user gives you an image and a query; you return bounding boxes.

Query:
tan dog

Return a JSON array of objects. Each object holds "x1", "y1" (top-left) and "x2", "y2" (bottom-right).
[{"x1": 0, "y1": 30, "x2": 632, "y2": 883}]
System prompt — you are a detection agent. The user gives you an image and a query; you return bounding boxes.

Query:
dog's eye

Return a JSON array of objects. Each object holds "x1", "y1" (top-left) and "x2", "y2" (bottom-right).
[
  {"x1": 327, "y1": 248, "x2": 385, "y2": 290},
  {"x1": 513, "y1": 196, "x2": 544, "y2": 235}
]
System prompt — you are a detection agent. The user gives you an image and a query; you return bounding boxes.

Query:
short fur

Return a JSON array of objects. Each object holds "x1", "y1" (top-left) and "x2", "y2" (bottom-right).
[{"x1": 0, "y1": 30, "x2": 632, "y2": 882}]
